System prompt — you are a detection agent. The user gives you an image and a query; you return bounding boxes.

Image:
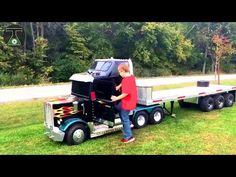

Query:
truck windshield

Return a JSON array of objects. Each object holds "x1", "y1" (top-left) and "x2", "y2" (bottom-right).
[{"x1": 90, "y1": 61, "x2": 112, "y2": 71}]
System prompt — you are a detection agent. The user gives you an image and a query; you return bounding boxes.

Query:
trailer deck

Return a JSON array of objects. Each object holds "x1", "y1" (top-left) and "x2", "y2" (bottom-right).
[{"x1": 137, "y1": 84, "x2": 236, "y2": 106}]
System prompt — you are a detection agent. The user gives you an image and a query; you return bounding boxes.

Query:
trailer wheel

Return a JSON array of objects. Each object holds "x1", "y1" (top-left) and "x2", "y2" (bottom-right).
[
  {"x1": 199, "y1": 96, "x2": 214, "y2": 112},
  {"x1": 149, "y1": 108, "x2": 164, "y2": 124},
  {"x1": 223, "y1": 93, "x2": 234, "y2": 107},
  {"x1": 213, "y1": 94, "x2": 225, "y2": 109},
  {"x1": 133, "y1": 111, "x2": 148, "y2": 129},
  {"x1": 65, "y1": 124, "x2": 88, "y2": 145}
]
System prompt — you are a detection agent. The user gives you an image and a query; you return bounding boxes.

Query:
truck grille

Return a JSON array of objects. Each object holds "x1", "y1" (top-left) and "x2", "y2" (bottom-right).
[{"x1": 44, "y1": 103, "x2": 54, "y2": 128}]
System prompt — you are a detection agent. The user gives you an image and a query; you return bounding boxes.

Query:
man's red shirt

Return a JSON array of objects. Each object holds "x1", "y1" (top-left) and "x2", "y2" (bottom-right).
[{"x1": 121, "y1": 75, "x2": 137, "y2": 110}]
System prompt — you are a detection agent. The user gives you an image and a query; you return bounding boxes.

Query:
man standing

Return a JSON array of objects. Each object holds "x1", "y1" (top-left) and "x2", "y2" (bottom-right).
[{"x1": 111, "y1": 63, "x2": 137, "y2": 143}]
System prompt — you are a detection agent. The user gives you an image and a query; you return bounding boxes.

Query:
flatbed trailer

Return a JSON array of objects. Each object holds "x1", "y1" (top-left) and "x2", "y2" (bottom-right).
[
  {"x1": 137, "y1": 83, "x2": 236, "y2": 106},
  {"x1": 137, "y1": 82, "x2": 236, "y2": 115}
]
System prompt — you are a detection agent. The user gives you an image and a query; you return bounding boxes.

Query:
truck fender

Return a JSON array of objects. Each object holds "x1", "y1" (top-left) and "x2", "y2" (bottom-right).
[
  {"x1": 59, "y1": 118, "x2": 88, "y2": 132},
  {"x1": 132, "y1": 105, "x2": 162, "y2": 118}
]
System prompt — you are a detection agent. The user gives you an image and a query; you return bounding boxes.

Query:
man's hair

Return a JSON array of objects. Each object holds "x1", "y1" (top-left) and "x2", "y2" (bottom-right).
[{"x1": 118, "y1": 63, "x2": 130, "y2": 73}]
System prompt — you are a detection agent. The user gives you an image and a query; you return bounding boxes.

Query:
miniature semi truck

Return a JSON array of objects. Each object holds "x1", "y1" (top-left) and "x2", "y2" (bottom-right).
[{"x1": 44, "y1": 58, "x2": 236, "y2": 145}]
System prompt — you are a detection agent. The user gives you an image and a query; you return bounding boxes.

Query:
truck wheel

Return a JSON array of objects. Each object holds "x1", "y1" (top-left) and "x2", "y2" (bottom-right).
[
  {"x1": 213, "y1": 94, "x2": 225, "y2": 109},
  {"x1": 199, "y1": 96, "x2": 214, "y2": 112},
  {"x1": 149, "y1": 108, "x2": 164, "y2": 124},
  {"x1": 65, "y1": 124, "x2": 88, "y2": 145},
  {"x1": 133, "y1": 111, "x2": 148, "y2": 129},
  {"x1": 223, "y1": 93, "x2": 234, "y2": 107}
]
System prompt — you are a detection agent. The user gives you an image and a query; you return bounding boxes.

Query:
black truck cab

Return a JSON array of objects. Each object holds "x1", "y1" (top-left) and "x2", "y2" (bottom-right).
[{"x1": 69, "y1": 58, "x2": 132, "y2": 126}]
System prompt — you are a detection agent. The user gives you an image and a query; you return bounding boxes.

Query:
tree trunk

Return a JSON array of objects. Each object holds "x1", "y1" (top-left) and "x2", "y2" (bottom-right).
[
  {"x1": 40, "y1": 22, "x2": 44, "y2": 38},
  {"x1": 202, "y1": 59, "x2": 206, "y2": 74},
  {"x1": 214, "y1": 60, "x2": 218, "y2": 82},
  {"x1": 211, "y1": 57, "x2": 215, "y2": 73},
  {"x1": 36, "y1": 22, "x2": 40, "y2": 38},
  {"x1": 186, "y1": 24, "x2": 196, "y2": 36},
  {"x1": 23, "y1": 22, "x2": 27, "y2": 52},
  {"x1": 215, "y1": 60, "x2": 221, "y2": 84},
  {"x1": 30, "y1": 22, "x2": 35, "y2": 49},
  {"x1": 217, "y1": 62, "x2": 221, "y2": 85},
  {"x1": 202, "y1": 46, "x2": 208, "y2": 74}
]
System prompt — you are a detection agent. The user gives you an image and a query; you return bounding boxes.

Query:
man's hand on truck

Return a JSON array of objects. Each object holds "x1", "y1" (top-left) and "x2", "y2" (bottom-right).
[{"x1": 111, "y1": 95, "x2": 119, "y2": 102}]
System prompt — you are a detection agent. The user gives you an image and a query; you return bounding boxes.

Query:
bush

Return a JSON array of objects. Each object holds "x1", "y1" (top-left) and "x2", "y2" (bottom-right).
[
  {"x1": 134, "y1": 66, "x2": 172, "y2": 77},
  {"x1": 221, "y1": 61, "x2": 236, "y2": 73},
  {"x1": 0, "y1": 73, "x2": 9, "y2": 86},
  {"x1": 51, "y1": 57, "x2": 91, "y2": 82},
  {"x1": 0, "y1": 72, "x2": 38, "y2": 86}
]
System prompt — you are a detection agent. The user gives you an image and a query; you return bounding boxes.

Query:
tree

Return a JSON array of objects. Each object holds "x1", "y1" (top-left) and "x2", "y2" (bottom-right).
[
  {"x1": 0, "y1": 26, "x2": 12, "y2": 73},
  {"x1": 132, "y1": 22, "x2": 193, "y2": 76},
  {"x1": 76, "y1": 22, "x2": 114, "y2": 58},
  {"x1": 212, "y1": 34, "x2": 235, "y2": 84},
  {"x1": 185, "y1": 22, "x2": 232, "y2": 74},
  {"x1": 26, "y1": 37, "x2": 52, "y2": 82},
  {"x1": 107, "y1": 22, "x2": 142, "y2": 58},
  {"x1": 51, "y1": 23, "x2": 91, "y2": 82},
  {"x1": 65, "y1": 23, "x2": 90, "y2": 60}
]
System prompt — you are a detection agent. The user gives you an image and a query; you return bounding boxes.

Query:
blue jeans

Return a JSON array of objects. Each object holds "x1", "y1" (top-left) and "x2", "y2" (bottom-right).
[{"x1": 115, "y1": 102, "x2": 133, "y2": 139}]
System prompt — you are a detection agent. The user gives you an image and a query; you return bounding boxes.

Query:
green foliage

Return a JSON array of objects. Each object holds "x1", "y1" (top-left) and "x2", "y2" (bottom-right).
[
  {"x1": 221, "y1": 56, "x2": 236, "y2": 73},
  {"x1": 89, "y1": 37, "x2": 114, "y2": 58},
  {"x1": 51, "y1": 56, "x2": 90, "y2": 82},
  {"x1": 0, "y1": 26, "x2": 18, "y2": 73},
  {"x1": 108, "y1": 22, "x2": 139, "y2": 58},
  {"x1": 51, "y1": 23, "x2": 91, "y2": 82},
  {"x1": 0, "y1": 71, "x2": 36, "y2": 86},
  {"x1": 64, "y1": 23, "x2": 91, "y2": 59},
  {"x1": 133, "y1": 22, "x2": 193, "y2": 76},
  {"x1": 76, "y1": 22, "x2": 114, "y2": 58},
  {"x1": 134, "y1": 64, "x2": 172, "y2": 77},
  {"x1": 26, "y1": 37, "x2": 52, "y2": 82},
  {"x1": 0, "y1": 24, "x2": 52, "y2": 85},
  {"x1": 2, "y1": 22, "x2": 236, "y2": 86}
]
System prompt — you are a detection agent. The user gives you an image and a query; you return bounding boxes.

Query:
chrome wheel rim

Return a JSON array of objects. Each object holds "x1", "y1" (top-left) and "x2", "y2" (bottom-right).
[
  {"x1": 137, "y1": 115, "x2": 145, "y2": 126},
  {"x1": 73, "y1": 129, "x2": 84, "y2": 143},
  {"x1": 153, "y1": 112, "x2": 162, "y2": 122}
]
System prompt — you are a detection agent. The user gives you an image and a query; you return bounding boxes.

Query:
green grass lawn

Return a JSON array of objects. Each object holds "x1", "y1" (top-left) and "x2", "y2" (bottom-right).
[{"x1": 0, "y1": 80, "x2": 236, "y2": 154}]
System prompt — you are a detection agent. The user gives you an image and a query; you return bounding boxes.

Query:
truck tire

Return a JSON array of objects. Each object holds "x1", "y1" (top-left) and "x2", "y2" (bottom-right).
[
  {"x1": 199, "y1": 96, "x2": 214, "y2": 112},
  {"x1": 223, "y1": 93, "x2": 234, "y2": 107},
  {"x1": 197, "y1": 80, "x2": 209, "y2": 87},
  {"x1": 133, "y1": 111, "x2": 148, "y2": 129},
  {"x1": 213, "y1": 94, "x2": 225, "y2": 109},
  {"x1": 148, "y1": 108, "x2": 164, "y2": 124},
  {"x1": 65, "y1": 124, "x2": 88, "y2": 145}
]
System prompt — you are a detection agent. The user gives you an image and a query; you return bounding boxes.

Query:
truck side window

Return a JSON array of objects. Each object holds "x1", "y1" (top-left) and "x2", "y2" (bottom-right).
[
  {"x1": 90, "y1": 61, "x2": 112, "y2": 72},
  {"x1": 101, "y1": 62, "x2": 112, "y2": 71}
]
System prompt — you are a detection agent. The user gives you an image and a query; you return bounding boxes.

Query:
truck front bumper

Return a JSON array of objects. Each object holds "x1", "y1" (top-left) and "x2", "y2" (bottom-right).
[{"x1": 44, "y1": 126, "x2": 65, "y2": 142}]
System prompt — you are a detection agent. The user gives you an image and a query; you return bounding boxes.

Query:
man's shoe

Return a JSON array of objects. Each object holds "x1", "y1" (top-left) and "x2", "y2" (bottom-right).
[{"x1": 121, "y1": 137, "x2": 135, "y2": 143}]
